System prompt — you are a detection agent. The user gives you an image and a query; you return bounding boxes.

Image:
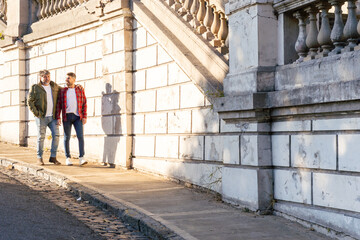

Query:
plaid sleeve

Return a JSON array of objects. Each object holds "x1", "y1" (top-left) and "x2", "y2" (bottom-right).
[{"x1": 82, "y1": 88, "x2": 87, "y2": 119}]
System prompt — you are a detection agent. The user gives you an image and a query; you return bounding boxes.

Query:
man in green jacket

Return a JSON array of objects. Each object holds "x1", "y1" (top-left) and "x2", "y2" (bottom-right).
[{"x1": 28, "y1": 70, "x2": 61, "y2": 165}]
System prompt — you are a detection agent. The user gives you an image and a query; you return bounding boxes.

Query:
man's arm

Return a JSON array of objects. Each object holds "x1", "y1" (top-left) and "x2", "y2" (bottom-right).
[
  {"x1": 82, "y1": 88, "x2": 87, "y2": 124},
  {"x1": 27, "y1": 85, "x2": 40, "y2": 117},
  {"x1": 56, "y1": 90, "x2": 62, "y2": 125}
]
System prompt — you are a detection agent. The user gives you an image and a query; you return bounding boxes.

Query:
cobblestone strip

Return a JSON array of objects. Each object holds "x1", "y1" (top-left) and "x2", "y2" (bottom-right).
[
  {"x1": 0, "y1": 165, "x2": 150, "y2": 240},
  {"x1": 0, "y1": 159, "x2": 183, "y2": 240}
]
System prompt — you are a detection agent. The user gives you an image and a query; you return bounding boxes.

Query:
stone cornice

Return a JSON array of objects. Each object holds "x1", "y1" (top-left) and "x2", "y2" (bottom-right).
[
  {"x1": 227, "y1": 0, "x2": 274, "y2": 15},
  {"x1": 273, "y1": 0, "x2": 318, "y2": 14}
]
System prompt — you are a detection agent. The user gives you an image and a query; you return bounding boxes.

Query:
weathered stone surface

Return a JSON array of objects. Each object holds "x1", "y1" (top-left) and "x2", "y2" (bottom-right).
[
  {"x1": 133, "y1": 136, "x2": 155, "y2": 157},
  {"x1": 338, "y1": 134, "x2": 360, "y2": 172},
  {"x1": 168, "y1": 111, "x2": 191, "y2": 134},
  {"x1": 180, "y1": 84, "x2": 205, "y2": 109},
  {"x1": 157, "y1": 86, "x2": 180, "y2": 111},
  {"x1": 241, "y1": 135, "x2": 271, "y2": 166},
  {"x1": 313, "y1": 173, "x2": 360, "y2": 212},
  {"x1": 47, "y1": 52, "x2": 66, "y2": 70},
  {"x1": 76, "y1": 30, "x2": 96, "y2": 47},
  {"x1": 155, "y1": 136, "x2": 179, "y2": 158},
  {"x1": 274, "y1": 169, "x2": 311, "y2": 204},
  {"x1": 133, "y1": 114, "x2": 144, "y2": 134},
  {"x1": 272, "y1": 120, "x2": 311, "y2": 132},
  {"x1": 86, "y1": 42, "x2": 102, "y2": 61},
  {"x1": 66, "y1": 46, "x2": 85, "y2": 66},
  {"x1": 133, "y1": 45, "x2": 157, "y2": 70},
  {"x1": 57, "y1": 36, "x2": 76, "y2": 51},
  {"x1": 133, "y1": 91, "x2": 156, "y2": 113},
  {"x1": 146, "y1": 65, "x2": 167, "y2": 89},
  {"x1": 192, "y1": 108, "x2": 219, "y2": 133},
  {"x1": 313, "y1": 118, "x2": 360, "y2": 131},
  {"x1": 158, "y1": 45, "x2": 172, "y2": 64},
  {"x1": 179, "y1": 136, "x2": 204, "y2": 160},
  {"x1": 271, "y1": 135, "x2": 289, "y2": 167},
  {"x1": 144, "y1": 112, "x2": 167, "y2": 134},
  {"x1": 76, "y1": 62, "x2": 96, "y2": 81},
  {"x1": 168, "y1": 63, "x2": 190, "y2": 85},
  {"x1": 205, "y1": 135, "x2": 239, "y2": 164},
  {"x1": 291, "y1": 135, "x2": 336, "y2": 170}
]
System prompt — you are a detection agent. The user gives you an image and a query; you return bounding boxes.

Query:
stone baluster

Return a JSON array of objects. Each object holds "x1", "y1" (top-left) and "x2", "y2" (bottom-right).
[
  {"x1": 196, "y1": 0, "x2": 206, "y2": 34},
  {"x1": 316, "y1": 2, "x2": 333, "y2": 57},
  {"x1": 68, "y1": 0, "x2": 75, "y2": 8},
  {"x1": 202, "y1": 1, "x2": 214, "y2": 40},
  {"x1": 45, "y1": 0, "x2": 51, "y2": 18},
  {"x1": 293, "y1": 11, "x2": 308, "y2": 62},
  {"x1": 330, "y1": 0, "x2": 346, "y2": 54},
  {"x1": 211, "y1": 9, "x2": 221, "y2": 47},
  {"x1": 190, "y1": 0, "x2": 199, "y2": 28},
  {"x1": 217, "y1": 12, "x2": 228, "y2": 54},
  {"x1": 0, "y1": 0, "x2": 6, "y2": 22},
  {"x1": 172, "y1": 0, "x2": 182, "y2": 11},
  {"x1": 167, "y1": 0, "x2": 175, "y2": 7},
  {"x1": 179, "y1": 0, "x2": 192, "y2": 18},
  {"x1": 343, "y1": 0, "x2": 359, "y2": 51},
  {"x1": 49, "y1": 0, "x2": 55, "y2": 16},
  {"x1": 40, "y1": 0, "x2": 46, "y2": 19},
  {"x1": 54, "y1": 0, "x2": 61, "y2": 14},
  {"x1": 304, "y1": 6, "x2": 320, "y2": 59},
  {"x1": 57, "y1": 0, "x2": 64, "y2": 12},
  {"x1": 78, "y1": 0, "x2": 84, "y2": 4},
  {"x1": 62, "y1": 0, "x2": 69, "y2": 10},
  {"x1": 34, "y1": 0, "x2": 42, "y2": 20}
]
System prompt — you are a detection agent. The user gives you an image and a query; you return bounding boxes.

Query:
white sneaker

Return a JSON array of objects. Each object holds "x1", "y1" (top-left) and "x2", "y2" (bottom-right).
[
  {"x1": 66, "y1": 158, "x2": 73, "y2": 166},
  {"x1": 79, "y1": 157, "x2": 87, "y2": 166}
]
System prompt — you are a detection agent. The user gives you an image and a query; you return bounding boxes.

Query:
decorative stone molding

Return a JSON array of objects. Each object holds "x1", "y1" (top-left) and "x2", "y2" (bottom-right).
[{"x1": 34, "y1": 0, "x2": 91, "y2": 20}]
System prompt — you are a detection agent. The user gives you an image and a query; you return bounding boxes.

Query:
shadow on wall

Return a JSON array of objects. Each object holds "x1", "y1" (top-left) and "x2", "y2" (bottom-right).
[{"x1": 101, "y1": 83, "x2": 120, "y2": 167}]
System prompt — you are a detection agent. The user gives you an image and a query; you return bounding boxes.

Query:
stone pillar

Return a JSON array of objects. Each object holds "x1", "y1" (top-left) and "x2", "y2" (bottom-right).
[
  {"x1": 216, "y1": 0, "x2": 277, "y2": 213},
  {"x1": 224, "y1": 0, "x2": 277, "y2": 95},
  {"x1": 101, "y1": 2, "x2": 133, "y2": 169},
  {"x1": 4, "y1": 0, "x2": 29, "y2": 38}
]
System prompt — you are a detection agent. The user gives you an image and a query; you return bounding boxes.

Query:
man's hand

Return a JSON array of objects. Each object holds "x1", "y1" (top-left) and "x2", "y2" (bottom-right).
[
  {"x1": 57, "y1": 119, "x2": 61, "y2": 126},
  {"x1": 82, "y1": 118, "x2": 87, "y2": 125}
]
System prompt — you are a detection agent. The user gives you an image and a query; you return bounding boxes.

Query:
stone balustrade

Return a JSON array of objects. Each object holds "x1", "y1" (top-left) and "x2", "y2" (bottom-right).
[
  {"x1": 0, "y1": 0, "x2": 6, "y2": 23},
  {"x1": 164, "y1": 0, "x2": 228, "y2": 54},
  {"x1": 275, "y1": 0, "x2": 360, "y2": 63},
  {"x1": 34, "y1": 0, "x2": 90, "y2": 20}
]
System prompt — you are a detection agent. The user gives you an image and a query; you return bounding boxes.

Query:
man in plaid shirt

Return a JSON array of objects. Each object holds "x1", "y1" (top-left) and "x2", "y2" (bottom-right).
[{"x1": 56, "y1": 72, "x2": 88, "y2": 166}]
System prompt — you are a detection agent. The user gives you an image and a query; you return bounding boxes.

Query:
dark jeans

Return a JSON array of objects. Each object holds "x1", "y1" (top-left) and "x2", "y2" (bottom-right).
[{"x1": 63, "y1": 113, "x2": 84, "y2": 158}]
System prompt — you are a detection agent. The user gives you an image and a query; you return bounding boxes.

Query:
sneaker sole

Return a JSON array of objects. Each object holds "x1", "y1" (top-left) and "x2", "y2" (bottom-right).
[{"x1": 80, "y1": 162, "x2": 88, "y2": 166}]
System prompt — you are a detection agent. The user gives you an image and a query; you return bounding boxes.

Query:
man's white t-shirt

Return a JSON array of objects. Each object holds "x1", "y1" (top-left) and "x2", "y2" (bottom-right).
[
  {"x1": 43, "y1": 85, "x2": 53, "y2": 117},
  {"x1": 66, "y1": 88, "x2": 79, "y2": 115}
]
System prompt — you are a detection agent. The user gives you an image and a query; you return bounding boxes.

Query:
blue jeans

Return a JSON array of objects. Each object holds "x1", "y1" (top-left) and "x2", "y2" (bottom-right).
[
  {"x1": 35, "y1": 116, "x2": 60, "y2": 159},
  {"x1": 63, "y1": 113, "x2": 84, "y2": 158}
]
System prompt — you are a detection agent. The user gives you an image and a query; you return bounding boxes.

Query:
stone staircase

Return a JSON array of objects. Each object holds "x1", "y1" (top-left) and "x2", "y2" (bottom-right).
[{"x1": 132, "y1": 0, "x2": 229, "y2": 96}]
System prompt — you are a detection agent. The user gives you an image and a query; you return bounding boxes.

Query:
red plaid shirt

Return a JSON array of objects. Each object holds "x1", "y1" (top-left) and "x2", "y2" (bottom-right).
[{"x1": 56, "y1": 85, "x2": 87, "y2": 121}]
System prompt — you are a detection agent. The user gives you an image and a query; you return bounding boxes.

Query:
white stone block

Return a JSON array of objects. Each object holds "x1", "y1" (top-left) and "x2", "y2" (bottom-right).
[
  {"x1": 57, "y1": 36, "x2": 76, "y2": 51},
  {"x1": 86, "y1": 41, "x2": 102, "y2": 61},
  {"x1": 2, "y1": 62, "x2": 11, "y2": 77},
  {"x1": 76, "y1": 62, "x2": 95, "y2": 81},
  {"x1": 27, "y1": 56, "x2": 46, "y2": 74},
  {"x1": 55, "y1": 66, "x2": 75, "y2": 85},
  {"x1": 95, "y1": 60, "x2": 103, "y2": 78},
  {"x1": 83, "y1": 136, "x2": 104, "y2": 159},
  {"x1": 39, "y1": 41, "x2": 56, "y2": 55},
  {"x1": 272, "y1": 135, "x2": 290, "y2": 167},
  {"x1": 11, "y1": 60, "x2": 26, "y2": 76},
  {"x1": 272, "y1": 120, "x2": 311, "y2": 132},
  {"x1": 133, "y1": 27, "x2": 147, "y2": 49},
  {"x1": 85, "y1": 116, "x2": 112, "y2": 135},
  {"x1": 85, "y1": 78, "x2": 105, "y2": 98},
  {"x1": 168, "y1": 62, "x2": 190, "y2": 85},
  {"x1": 155, "y1": 136, "x2": 179, "y2": 158},
  {"x1": 94, "y1": 97, "x2": 102, "y2": 116},
  {"x1": 76, "y1": 30, "x2": 96, "y2": 46},
  {"x1": 144, "y1": 112, "x2": 167, "y2": 134},
  {"x1": 192, "y1": 108, "x2": 219, "y2": 133},
  {"x1": 103, "y1": 52, "x2": 125, "y2": 74},
  {"x1": 133, "y1": 45, "x2": 157, "y2": 70},
  {"x1": 222, "y1": 167, "x2": 258, "y2": 207},
  {"x1": 205, "y1": 135, "x2": 239, "y2": 164},
  {"x1": 274, "y1": 169, "x2": 311, "y2": 204},
  {"x1": 158, "y1": 45, "x2": 172, "y2": 64},
  {"x1": 133, "y1": 70, "x2": 146, "y2": 91},
  {"x1": 291, "y1": 135, "x2": 336, "y2": 170},
  {"x1": 102, "y1": 18, "x2": 124, "y2": 35},
  {"x1": 0, "y1": 106, "x2": 21, "y2": 121},
  {"x1": 313, "y1": 173, "x2": 360, "y2": 212},
  {"x1": 133, "y1": 90, "x2": 156, "y2": 113},
  {"x1": 180, "y1": 84, "x2": 205, "y2": 108},
  {"x1": 147, "y1": 32, "x2": 157, "y2": 46},
  {"x1": 26, "y1": 46, "x2": 39, "y2": 58},
  {"x1": 47, "y1": 52, "x2": 66, "y2": 70},
  {"x1": 241, "y1": 135, "x2": 271, "y2": 166},
  {"x1": 313, "y1": 118, "x2": 360, "y2": 131},
  {"x1": 338, "y1": 134, "x2": 360, "y2": 172},
  {"x1": 113, "y1": 31, "x2": 125, "y2": 52},
  {"x1": 156, "y1": 86, "x2": 180, "y2": 111},
  {"x1": 133, "y1": 158, "x2": 221, "y2": 192},
  {"x1": 179, "y1": 136, "x2": 204, "y2": 160},
  {"x1": 87, "y1": 98, "x2": 95, "y2": 117},
  {"x1": 103, "y1": 34, "x2": 113, "y2": 55},
  {"x1": 0, "y1": 92, "x2": 10, "y2": 107},
  {"x1": 168, "y1": 110, "x2": 191, "y2": 133},
  {"x1": 133, "y1": 114, "x2": 144, "y2": 134},
  {"x1": 133, "y1": 136, "x2": 155, "y2": 157},
  {"x1": 0, "y1": 122, "x2": 20, "y2": 144},
  {"x1": 220, "y1": 120, "x2": 258, "y2": 133},
  {"x1": 1, "y1": 76, "x2": 25, "y2": 92},
  {"x1": 146, "y1": 65, "x2": 168, "y2": 89},
  {"x1": 27, "y1": 120, "x2": 38, "y2": 137},
  {"x1": 66, "y1": 47, "x2": 85, "y2": 66}
]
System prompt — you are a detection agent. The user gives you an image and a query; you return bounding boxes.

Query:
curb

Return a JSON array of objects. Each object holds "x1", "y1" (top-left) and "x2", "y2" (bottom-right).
[{"x1": 0, "y1": 158, "x2": 184, "y2": 240}]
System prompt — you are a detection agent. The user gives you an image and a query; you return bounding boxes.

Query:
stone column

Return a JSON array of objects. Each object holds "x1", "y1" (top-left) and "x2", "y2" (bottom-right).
[
  {"x1": 101, "y1": 2, "x2": 133, "y2": 169},
  {"x1": 215, "y1": 0, "x2": 277, "y2": 212},
  {"x1": 4, "y1": 0, "x2": 29, "y2": 38}
]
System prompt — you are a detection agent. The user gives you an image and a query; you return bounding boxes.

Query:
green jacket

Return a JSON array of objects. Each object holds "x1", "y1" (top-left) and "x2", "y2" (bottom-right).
[{"x1": 28, "y1": 81, "x2": 61, "y2": 119}]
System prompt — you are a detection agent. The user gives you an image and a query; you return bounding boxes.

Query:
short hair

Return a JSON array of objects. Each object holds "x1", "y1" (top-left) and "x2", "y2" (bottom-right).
[
  {"x1": 67, "y1": 72, "x2": 76, "y2": 79},
  {"x1": 39, "y1": 70, "x2": 50, "y2": 77}
]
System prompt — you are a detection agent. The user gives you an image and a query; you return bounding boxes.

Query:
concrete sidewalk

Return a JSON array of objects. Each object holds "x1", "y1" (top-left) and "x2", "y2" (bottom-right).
[{"x1": 0, "y1": 142, "x2": 331, "y2": 240}]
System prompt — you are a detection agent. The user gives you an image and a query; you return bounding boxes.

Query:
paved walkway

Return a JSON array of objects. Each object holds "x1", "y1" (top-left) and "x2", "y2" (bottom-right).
[{"x1": 0, "y1": 142, "x2": 331, "y2": 240}]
